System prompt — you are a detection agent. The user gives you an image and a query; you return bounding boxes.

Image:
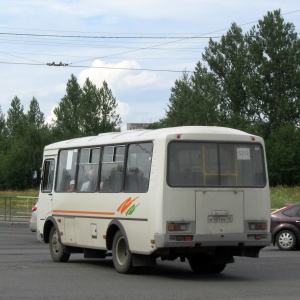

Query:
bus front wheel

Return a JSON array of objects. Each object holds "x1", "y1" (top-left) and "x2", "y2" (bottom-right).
[
  {"x1": 112, "y1": 230, "x2": 135, "y2": 274},
  {"x1": 49, "y1": 226, "x2": 70, "y2": 262}
]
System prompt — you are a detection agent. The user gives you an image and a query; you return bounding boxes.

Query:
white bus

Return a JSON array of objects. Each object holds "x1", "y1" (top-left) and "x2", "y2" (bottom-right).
[{"x1": 37, "y1": 126, "x2": 271, "y2": 274}]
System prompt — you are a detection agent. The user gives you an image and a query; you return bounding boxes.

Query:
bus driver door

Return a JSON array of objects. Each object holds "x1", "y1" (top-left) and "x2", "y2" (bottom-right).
[{"x1": 39, "y1": 157, "x2": 56, "y2": 226}]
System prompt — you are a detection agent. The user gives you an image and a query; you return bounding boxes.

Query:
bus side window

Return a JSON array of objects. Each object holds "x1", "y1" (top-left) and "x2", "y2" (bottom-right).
[
  {"x1": 56, "y1": 149, "x2": 78, "y2": 192},
  {"x1": 100, "y1": 146, "x2": 124, "y2": 193},
  {"x1": 124, "y1": 143, "x2": 152, "y2": 193},
  {"x1": 77, "y1": 148, "x2": 100, "y2": 193},
  {"x1": 108, "y1": 166, "x2": 123, "y2": 192},
  {"x1": 125, "y1": 168, "x2": 139, "y2": 192}
]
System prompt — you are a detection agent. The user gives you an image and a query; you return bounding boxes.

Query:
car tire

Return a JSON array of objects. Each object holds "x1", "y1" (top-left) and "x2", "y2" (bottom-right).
[
  {"x1": 49, "y1": 226, "x2": 70, "y2": 262},
  {"x1": 275, "y1": 230, "x2": 297, "y2": 251}
]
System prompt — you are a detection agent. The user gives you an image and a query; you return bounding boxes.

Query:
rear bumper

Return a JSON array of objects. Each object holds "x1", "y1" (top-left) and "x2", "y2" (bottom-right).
[{"x1": 154, "y1": 232, "x2": 271, "y2": 248}]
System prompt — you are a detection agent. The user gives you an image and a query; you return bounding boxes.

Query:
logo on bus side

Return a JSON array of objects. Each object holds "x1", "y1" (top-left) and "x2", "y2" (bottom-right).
[{"x1": 117, "y1": 196, "x2": 140, "y2": 216}]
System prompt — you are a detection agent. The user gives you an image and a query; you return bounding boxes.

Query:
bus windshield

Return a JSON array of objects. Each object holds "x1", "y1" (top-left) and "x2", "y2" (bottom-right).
[{"x1": 167, "y1": 142, "x2": 266, "y2": 187}]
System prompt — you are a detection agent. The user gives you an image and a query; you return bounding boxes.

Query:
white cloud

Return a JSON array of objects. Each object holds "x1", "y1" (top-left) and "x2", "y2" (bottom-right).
[
  {"x1": 116, "y1": 100, "x2": 130, "y2": 119},
  {"x1": 54, "y1": 84, "x2": 68, "y2": 94},
  {"x1": 117, "y1": 100, "x2": 131, "y2": 131},
  {"x1": 78, "y1": 59, "x2": 158, "y2": 90},
  {"x1": 123, "y1": 71, "x2": 157, "y2": 87},
  {"x1": 45, "y1": 105, "x2": 58, "y2": 125}
]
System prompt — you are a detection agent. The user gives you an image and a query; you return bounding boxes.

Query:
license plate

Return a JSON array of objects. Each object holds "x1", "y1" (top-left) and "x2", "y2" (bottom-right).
[{"x1": 208, "y1": 215, "x2": 233, "y2": 223}]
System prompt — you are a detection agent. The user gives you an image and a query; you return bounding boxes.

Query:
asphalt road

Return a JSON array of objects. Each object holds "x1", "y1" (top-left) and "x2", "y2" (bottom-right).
[{"x1": 0, "y1": 222, "x2": 299, "y2": 300}]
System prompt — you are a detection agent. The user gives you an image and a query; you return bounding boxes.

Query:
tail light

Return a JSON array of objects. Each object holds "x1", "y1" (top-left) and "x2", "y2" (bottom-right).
[{"x1": 248, "y1": 222, "x2": 267, "y2": 230}]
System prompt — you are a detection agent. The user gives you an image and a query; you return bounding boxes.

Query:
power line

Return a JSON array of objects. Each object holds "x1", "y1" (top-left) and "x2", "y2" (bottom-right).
[
  {"x1": 0, "y1": 51, "x2": 45, "y2": 64},
  {"x1": 1, "y1": 8, "x2": 299, "y2": 37},
  {"x1": 0, "y1": 39, "x2": 207, "y2": 51},
  {"x1": 0, "y1": 61, "x2": 193, "y2": 73},
  {"x1": 0, "y1": 32, "x2": 220, "y2": 39},
  {"x1": 1, "y1": 9, "x2": 299, "y2": 68},
  {"x1": 0, "y1": 50, "x2": 201, "y2": 60},
  {"x1": 68, "y1": 9, "x2": 300, "y2": 65}
]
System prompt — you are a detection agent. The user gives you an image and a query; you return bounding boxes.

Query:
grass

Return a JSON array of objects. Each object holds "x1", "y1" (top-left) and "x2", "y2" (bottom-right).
[
  {"x1": 0, "y1": 189, "x2": 39, "y2": 197},
  {"x1": 0, "y1": 190, "x2": 39, "y2": 214},
  {"x1": 270, "y1": 186, "x2": 300, "y2": 209}
]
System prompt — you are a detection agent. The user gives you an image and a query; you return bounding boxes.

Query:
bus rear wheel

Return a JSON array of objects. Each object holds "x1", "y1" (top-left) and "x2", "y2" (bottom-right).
[
  {"x1": 49, "y1": 226, "x2": 70, "y2": 262},
  {"x1": 112, "y1": 230, "x2": 136, "y2": 274},
  {"x1": 188, "y1": 255, "x2": 226, "y2": 274}
]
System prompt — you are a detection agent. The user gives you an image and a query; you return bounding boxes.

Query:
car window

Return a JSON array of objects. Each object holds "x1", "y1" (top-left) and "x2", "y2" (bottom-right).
[{"x1": 282, "y1": 205, "x2": 300, "y2": 217}]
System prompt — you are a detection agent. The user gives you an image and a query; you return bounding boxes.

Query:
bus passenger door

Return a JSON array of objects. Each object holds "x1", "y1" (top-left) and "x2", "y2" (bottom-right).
[{"x1": 38, "y1": 158, "x2": 56, "y2": 225}]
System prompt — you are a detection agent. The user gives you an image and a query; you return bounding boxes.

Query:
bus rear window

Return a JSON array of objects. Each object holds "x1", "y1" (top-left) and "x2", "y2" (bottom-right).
[{"x1": 167, "y1": 142, "x2": 266, "y2": 187}]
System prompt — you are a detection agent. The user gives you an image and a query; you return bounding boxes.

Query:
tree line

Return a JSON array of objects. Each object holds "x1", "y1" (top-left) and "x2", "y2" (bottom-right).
[
  {"x1": 0, "y1": 9, "x2": 299, "y2": 189},
  {"x1": 0, "y1": 77, "x2": 121, "y2": 190}
]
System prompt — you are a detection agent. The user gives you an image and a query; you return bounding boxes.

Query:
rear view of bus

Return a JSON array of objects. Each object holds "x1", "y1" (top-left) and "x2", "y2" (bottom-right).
[{"x1": 157, "y1": 127, "x2": 271, "y2": 273}]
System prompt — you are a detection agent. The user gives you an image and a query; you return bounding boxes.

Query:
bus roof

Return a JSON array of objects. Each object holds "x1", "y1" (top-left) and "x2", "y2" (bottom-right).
[{"x1": 44, "y1": 126, "x2": 262, "y2": 150}]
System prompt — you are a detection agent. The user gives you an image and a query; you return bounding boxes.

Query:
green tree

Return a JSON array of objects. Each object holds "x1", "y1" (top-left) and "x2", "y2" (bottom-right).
[
  {"x1": 80, "y1": 77, "x2": 98, "y2": 135},
  {"x1": 6, "y1": 96, "x2": 26, "y2": 137},
  {"x1": 3, "y1": 96, "x2": 54, "y2": 190},
  {"x1": 202, "y1": 23, "x2": 251, "y2": 130},
  {"x1": 4, "y1": 97, "x2": 29, "y2": 189},
  {"x1": 266, "y1": 122, "x2": 300, "y2": 186},
  {"x1": 26, "y1": 98, "x2": 53, "y2": 187},
  {"x1": 5, "y1": 138, "x2": 31, "y2": 189},
  {"x1": 95, "y1": 81, "x2": 121, "y2": 133},
  {"x1": 0, "y1": 106, "x2": 5, "y2": 136},
  {"x1": 53, "y1": 74, "x2": 82, "y2": 139},
  {"x1": 164, "y1": 72, "x2": 193, "y2": 126},
  {"x1": 0, "y1": 106, "x2": 7, "y2": 146},
  {"x1": 53, "y1": 75, "x2": 121, "y2": 139},
  {"x1": 0, "y1": 106, "x2": 7, "y2": 189},
  {"x1": 80, "y1": 79, "x2": 121, "y2": 134},
  {"x1": 163, "y1": 67, "x2": 220, "y2": 127},
  {"x1": 190, "y1": 62, "x2": 220, "y2": 126},
  {"x1": 27, "y1": 97, "x2": 45, "y2": 129},
  {"x1": 245, "y1": 9, "x2": 300, "y2": 137}
]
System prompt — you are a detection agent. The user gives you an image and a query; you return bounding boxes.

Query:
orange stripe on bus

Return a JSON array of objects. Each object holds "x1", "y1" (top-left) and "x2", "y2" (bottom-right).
[{"x1": 53, "y1": 210, "x2": 115, "y2": 216}]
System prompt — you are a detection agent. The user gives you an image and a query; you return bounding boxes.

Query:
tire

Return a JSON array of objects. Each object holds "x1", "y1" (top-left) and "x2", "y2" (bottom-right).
[
  {"x1": 188, "y1": 255, "x2": 226, "y2": 274},
  {"x1": 49, "y1": 226, "x2": 70, "y2": 262},
  {"x1": 112, "y1": 230, "x2": 135, "y2": 274},
  {"x1": 275, "y1": 230, "x2": 296, "y2": 251}
]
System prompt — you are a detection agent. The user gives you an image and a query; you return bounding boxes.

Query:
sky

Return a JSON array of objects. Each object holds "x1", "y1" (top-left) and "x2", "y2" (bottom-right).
[{"x1": 0, "y1": 1, "x2": 299, "y2": 130}]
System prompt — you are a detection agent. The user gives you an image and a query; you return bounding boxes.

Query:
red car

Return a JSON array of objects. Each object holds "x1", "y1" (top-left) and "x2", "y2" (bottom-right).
[{"x1": 271, "y1": 202, "x2": 300, "y2": 250}]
